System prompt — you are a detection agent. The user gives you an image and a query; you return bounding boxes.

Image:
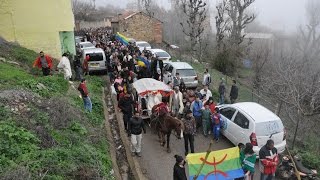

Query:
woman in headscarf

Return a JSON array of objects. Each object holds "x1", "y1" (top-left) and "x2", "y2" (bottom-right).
[{"x1": 173, "y1": 155, "x2": 187, "y2": 180}]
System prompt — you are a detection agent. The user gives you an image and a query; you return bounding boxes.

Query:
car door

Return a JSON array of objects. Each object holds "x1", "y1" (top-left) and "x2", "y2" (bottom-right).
[
  {"x1": 232, "y1": 111, "x2": 252, "y2": 145},
  {"x1": 219, "y1": 106, "x2": 237, "y2": 144}
]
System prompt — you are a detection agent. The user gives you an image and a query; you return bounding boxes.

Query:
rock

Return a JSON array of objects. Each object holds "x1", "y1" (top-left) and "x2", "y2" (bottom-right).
[
  {"x1": 36, "y1": 83, "x2": 47, "y2": 90},
  {"x1": 37, "y1": 100, "x2": 42, "y2": 104},
  {"x1": 11, "y1": 108, "x2": 15, "y2": 111},
  {"x1": 26, "y1": 108, "x2": 31, "y2": 111},
  {"x1": 0, "y1": 57, "x2": 6, "y2": 62},
  {"x1": 18, "y1": 105, "x2": 24, "y2": 110},
  {"x1": 109, "y1": 169, "x2": 114, "y2": 175},
  {"x1": 46, "y1": 107, "x2": 50, "y2": 110}
]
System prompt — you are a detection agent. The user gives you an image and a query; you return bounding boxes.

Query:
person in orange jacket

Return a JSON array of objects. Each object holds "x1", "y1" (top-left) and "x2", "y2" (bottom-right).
[{"x1": 33, "y1": 51, "x2": 53, "y2": 76}]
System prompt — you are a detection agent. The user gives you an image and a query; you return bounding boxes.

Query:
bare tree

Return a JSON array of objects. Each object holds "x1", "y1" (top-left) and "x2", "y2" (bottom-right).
[{"x1": 72, "y1": 0, "x2": 95, "y2": 21}]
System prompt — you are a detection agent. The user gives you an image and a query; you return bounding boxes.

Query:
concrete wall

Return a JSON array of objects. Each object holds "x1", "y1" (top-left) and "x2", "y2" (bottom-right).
[
  {"x1": 0, "y1": 0, "x2": 75, "y2": 58},
  {"x1": 119, "y1": 13, "x2": 163, "y2": 43}
]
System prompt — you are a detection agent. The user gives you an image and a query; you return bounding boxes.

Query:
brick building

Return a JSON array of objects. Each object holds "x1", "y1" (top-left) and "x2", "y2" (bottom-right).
[{"x1": 111, "y1": 11, "x2": 163, "y2": 44}]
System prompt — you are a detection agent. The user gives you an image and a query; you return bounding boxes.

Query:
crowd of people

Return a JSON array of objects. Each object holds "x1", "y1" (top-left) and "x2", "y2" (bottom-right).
[{"x1": 33, "y1": 27, "x2": 279, "y2": 180}]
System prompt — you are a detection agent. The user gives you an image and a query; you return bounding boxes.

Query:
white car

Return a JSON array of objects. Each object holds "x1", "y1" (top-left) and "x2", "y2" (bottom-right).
[
  {"x1": 136, "y1": 41, "x2": 151, "y2": 52},
  {"x1": 79, "y1": 41, "x2": 95, "y2": 50},
  {"x1": 150, "y1": 49, "x2": 171, "y2": 61},
  {"x1": 219, "y1": 102, "x2": 286, "y2": 155},
  {"x1": 163, "y1": 62, "x2": 198, "y2": 88}
]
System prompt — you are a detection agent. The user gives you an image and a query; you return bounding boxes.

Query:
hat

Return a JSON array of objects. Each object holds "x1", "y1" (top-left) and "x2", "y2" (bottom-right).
[{"x1": 174, "y1": 155, "x2": 184, "y2": 163}]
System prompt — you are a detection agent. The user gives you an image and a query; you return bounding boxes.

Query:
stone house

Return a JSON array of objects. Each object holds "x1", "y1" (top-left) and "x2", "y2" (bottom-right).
[{"x1": 111, "y1": 11, "x2": 163, "y2": 44}]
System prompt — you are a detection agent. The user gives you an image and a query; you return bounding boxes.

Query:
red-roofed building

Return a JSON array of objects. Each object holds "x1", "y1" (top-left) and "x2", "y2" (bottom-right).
[{"x1": 111, "y1": 11, "x2": 163, "y2": 44}]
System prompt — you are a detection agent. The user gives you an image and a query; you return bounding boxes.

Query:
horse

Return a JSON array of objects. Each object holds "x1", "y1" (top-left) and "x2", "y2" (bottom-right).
[{"x1": 151, "y1": 103, "x2": 184, "y2": 153}]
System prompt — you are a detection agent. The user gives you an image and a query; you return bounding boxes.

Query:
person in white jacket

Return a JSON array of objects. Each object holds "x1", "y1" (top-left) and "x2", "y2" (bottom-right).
[
  {"x1": 200, "y1": 85, "x2": 212, "y2": 104},
  {"x1": 170, "y1": 86, "x2": 184, "y2": 117},
  {"x1": 57, "y1": 53, "x2": 72, "y2": 80}
]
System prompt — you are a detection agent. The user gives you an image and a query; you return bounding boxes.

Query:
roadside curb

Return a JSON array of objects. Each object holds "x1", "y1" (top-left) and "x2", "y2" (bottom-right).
[
  {"x1": 111, "y1": 93, "x2": 149, "y2": 180},
  {"x1": 102, "y1": 88, "x2": 122, "y2": 180}
]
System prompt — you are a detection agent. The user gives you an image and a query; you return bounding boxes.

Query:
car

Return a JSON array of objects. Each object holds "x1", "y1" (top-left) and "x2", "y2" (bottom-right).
[
  {"x1": 75, "y1": 36, "x2": 84, "y2": 44},
  {"x1": 128, "y1": 38, "x2": 136, "y2": 43},
  {"x1": 136, "y1": 41, "x2": 151, "y2": 52},
  {"x1": 163, "y1": 62, "x2": 198, "y2": 88},
  {"x1": 218, "y1": 102, "x2": 286, "y2": 155},
  {"x1": 150, "y1": 49, "x2": 171, "y2": 61},
  {"x1": 82, "y1": 48, "x2": 107, "y2": 72},
  {"x1": 79, "y1": 41, "x2": 95, "y2": 50}
]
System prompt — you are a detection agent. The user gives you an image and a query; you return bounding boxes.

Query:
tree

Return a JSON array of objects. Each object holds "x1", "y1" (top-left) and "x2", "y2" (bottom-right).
[
  {"x1": 72, "y1": 0, "x2": 95, "y2": 21},
  {"x1": 179, "y1": 0, "x2": 208, "y2": 58}
]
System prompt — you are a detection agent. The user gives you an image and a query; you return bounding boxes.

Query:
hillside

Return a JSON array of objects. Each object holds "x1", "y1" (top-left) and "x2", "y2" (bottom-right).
[{"x1": 0, "y1": 39, "x2": 113, "y2": 179}]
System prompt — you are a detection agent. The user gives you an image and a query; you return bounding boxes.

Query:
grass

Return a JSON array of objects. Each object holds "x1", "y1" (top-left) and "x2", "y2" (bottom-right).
[{"x1": 0, "y1": 42, "x2": 113, "y2": 179}]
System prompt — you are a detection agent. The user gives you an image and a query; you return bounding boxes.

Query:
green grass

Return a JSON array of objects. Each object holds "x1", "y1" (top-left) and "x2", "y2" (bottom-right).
[{"x1": 0, "y1": 43, "x2": 113, "y2": 179}]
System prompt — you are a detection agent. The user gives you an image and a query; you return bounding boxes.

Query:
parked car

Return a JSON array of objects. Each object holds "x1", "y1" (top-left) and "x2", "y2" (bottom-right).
[
  {"x1": 150, "y1": 49, "x2": 171, "y2": 61},
  {"x1": 75, "y1": 36, "x2": 84, "y2": 44},
  {"x1": 79, "y1": 41, "x2": 95, "y2": 50},
  {"x1": 218, "y1": 102, "x2": 286, "y2": 155},
  {"x1": 163, "y1": 62, "x2": 198, "y2": 88},
  {"x1": 136, "y1": 41, "x2": 151, "y2": 52},
  {"x1": 82, "y1": 48, "x2": 107, "y2": 72},
  {"x1": 128, "y1": 38, "x2": 136, "y2": 43}
]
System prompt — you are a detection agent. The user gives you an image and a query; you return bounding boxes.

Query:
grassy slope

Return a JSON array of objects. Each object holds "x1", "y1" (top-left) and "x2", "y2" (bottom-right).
[{"x1": 0, "y1": 43, "x2": 113, "y2": 179}]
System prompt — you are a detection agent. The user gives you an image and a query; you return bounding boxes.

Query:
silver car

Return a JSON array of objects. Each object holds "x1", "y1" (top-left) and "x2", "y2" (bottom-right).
[{"x1": 163, "y1": 62, "x2": 198, "y2": 88}]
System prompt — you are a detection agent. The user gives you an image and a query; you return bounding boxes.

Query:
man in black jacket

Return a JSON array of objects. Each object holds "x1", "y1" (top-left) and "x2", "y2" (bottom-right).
[
  {"x1": 230, "y1": 80, "x2": 239, "y2": 104},
  {"x1": 118, "y1": 91, "x2": 134, "y2": 131},
  {"x1": 128, "y1": 111, "x2": 146, "y2": 157},
  {"x1": 151, "y1": 56, "x2": 163, "y2": 80}
]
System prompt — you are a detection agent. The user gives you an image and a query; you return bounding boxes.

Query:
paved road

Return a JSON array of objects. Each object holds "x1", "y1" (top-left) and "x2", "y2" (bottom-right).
[{"x1": 131, "y1": 126, "x2": 234, "y2": 180}]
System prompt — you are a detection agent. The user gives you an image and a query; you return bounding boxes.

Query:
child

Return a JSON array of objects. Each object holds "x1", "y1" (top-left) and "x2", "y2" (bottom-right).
[
  {"x1": 201, "y1": 104, "x2": 212, "y2": 137},
  {"x1": 212, "y1": 107, "x2": 222, "y2": 142}
]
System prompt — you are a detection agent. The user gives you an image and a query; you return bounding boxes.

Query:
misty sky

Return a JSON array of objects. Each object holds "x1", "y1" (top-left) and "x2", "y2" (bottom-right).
[{"x1": 98, "y1": 0, "x2": 308, "y2": 33}]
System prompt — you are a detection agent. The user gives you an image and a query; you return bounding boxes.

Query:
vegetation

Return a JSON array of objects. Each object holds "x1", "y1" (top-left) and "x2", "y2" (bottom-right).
[{"x1": 0, "y1": 41, "x2": 112, "y2": 179}]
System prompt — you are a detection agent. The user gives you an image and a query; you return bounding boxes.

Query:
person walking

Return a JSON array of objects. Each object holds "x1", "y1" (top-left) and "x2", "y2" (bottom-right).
[
  {"x1": 202, "y1": 69, "x2": 211, "y2": 86},
  {"x1": 239, "y1": 143, "x2": 256, "y2": 180},
  {"x1": 182, "y1": 110, "x2": 196, "y2": 156},
  {"x1": 190, "y1": 95, "x2": 203, "y2": 132},
  {"x1": 118, "y1": 90, "x2": 134, "y2": 132},
  {"x1": 230, "y1": 80, "x2": 239, "y2": 104},
  {"x1": 57, "y1": 53, "x2": 72, "y2": 80},
  {"x1": 201, "y1": 104, "x2": 212, "y2": 137},
  {"x1": 173, "y1": 155, "x2": 187, "y2": 180},
  {"x1": 128, "y1": 111, "x2": 146, "y2": 157},
  {"x1": 212, "y1": 107, "x2": 222, "y2": 142},
  {"x1": 74, "y1": 51, "x2": 83, "y2": 81},
  {"x1": 218, "y1": 78, "x2": 226, "y2": 104},
  {"x1": 259, "y1": 140, "x2": 279, "y2": 180},
  {"x1": 170, "y1": 86, "x2": 184, "y2": 117},
  {"x1": 77, "y1": 78, "x2": 92, "y2": 112},
  {"x1": 33, "y1": 51, "x2": 53, "y2": 76}
]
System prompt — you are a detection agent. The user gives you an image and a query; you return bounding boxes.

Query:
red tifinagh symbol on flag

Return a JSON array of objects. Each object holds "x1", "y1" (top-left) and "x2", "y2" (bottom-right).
[{"x1": 199, "y1": 154, "x2": 228, "y2": 180}]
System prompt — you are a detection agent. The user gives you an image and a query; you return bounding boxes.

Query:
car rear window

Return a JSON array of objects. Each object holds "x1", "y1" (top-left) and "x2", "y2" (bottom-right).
[
  {"x1": 137, "y1": 43, "x2": 150, "y2": 47},
  {"x1": 255, "y1": 120, "x2": 284, "y2": 136},
  {"x1": 176, "y1": 69, "x2": 196, "y2": 76},
  {"x1": 82, "y1": 43, "x2": 94, "y2": 48},
  {"x1": 86, "y1": 53, "x2": 103, "y2": 61},
  {"x1": 155, "y1": 51, "x2": 170, "y2": 57}
]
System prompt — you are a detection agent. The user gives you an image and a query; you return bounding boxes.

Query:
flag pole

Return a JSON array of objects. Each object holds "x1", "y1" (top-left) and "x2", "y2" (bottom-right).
[{"x1": 193, "y1": 140, "x2": 214, "y2": 180}]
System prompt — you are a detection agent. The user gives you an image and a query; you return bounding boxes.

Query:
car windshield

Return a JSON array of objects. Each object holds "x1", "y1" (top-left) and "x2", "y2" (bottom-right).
[
  {"x1": 86, "y1": 53, "x2": 103, "y2": 61},
  {"x1": 137, "y1": 43, "x2": 150, "y2": 47},
  {"x1": 176, "y1": 69, "x2": 196, "y2": 76},
  {"x1": 255, "y1": 120, "x2": 284, "y2": 136},
  {"x1": 156, "y1": 51, "x2": 170, "y2": 57}
]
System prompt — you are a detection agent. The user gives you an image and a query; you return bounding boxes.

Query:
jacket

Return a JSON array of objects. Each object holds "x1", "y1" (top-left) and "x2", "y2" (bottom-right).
[
  {"x1": 191, "y1": 100, "x2": 203, "y2": 117},
  {"x1": 173, "y1": 163, "x2": 187, "y2": 180},
  {"x1": 170, "y1": 91, "x2": 184, "y2": 114},
  {"x1": 78, "y1": 82, "x2": 89, "y2": 98},
  {"x1": 230, "y1": 84, "x2": 239, "y2": 99},
  {"x1": 118, "y1": 95, "x2": 134, "y2": 114},
  {"x1": 201, "y1": 109, "x2": 212, "y2": 121},
  {"x1": 182, "y1": 116, "x2": 196, "y2": 135},
  {"x1": 128, "y1": 116, "x2": 146, "y2": 135},
  {"x1": 259, "y1": 145, "x2": 278, "y2": 175},
  {"x1": 33, "y1": 55, "x2": 53, "y2": 69},
  {"x1": 240, "y1": 151, "x2": 256, "y2": 174},
  {"x1": 57, "y1": 56, "x2": 72, "y2": 79}
]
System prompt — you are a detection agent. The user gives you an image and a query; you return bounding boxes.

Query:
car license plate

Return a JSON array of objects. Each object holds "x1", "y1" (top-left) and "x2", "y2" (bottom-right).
[{"x1": 89, "y1": 64, "x2": 99, "y2": 67}]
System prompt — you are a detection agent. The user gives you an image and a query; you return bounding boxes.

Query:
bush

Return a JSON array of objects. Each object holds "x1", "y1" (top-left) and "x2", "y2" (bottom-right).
[{"x1": 213, "y1": 50, "x2": 236, "y2": 76}]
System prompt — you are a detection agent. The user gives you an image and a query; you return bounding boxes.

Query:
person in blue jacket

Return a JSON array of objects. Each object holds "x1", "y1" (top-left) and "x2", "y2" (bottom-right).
[{"x1": 190, "y1": 95, "x2": 203, "y2": 133}]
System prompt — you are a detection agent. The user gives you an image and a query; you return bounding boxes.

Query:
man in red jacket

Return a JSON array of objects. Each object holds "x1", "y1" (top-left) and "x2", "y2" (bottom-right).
[
  {"x1": 259, "y1": 139, "x2": 279, "y2": 180},
  {"x1": 33, "y1": 51, "x2": 53, "y2": 76}
]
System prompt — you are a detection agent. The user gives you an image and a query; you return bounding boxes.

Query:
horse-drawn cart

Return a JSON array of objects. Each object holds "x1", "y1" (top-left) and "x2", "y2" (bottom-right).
[{"x1": 132, "y1": 78, "x2": 173, "y2": 120}]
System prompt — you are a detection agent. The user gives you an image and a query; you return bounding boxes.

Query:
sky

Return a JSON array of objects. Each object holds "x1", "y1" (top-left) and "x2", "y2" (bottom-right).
[{"x1": 98, "y1": 0, "x2": 308, "y2": 33}]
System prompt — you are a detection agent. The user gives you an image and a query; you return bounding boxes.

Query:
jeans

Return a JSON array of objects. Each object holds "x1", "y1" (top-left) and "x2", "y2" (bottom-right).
[
  {"x1": 83, "y1": 96, "x2": 92, "y2": 112},
  {"x1": 42, "y1": 67, "x2": 50, "y2": 76},
  {"x1": 213, "y1": 124, "x2": 221, "y2": 140},
  {"x1": 131, "y1": 134, "x2": 142, "y2": 153},
  {"x1": 123, "y1": 113, "x2": 132, "y2": 131},
  {"x1": 260, "y1": 173, "x2": 274, "y2": 180},
  {"x1": 202, "y1": 119, "x2": 210, "y2": 136},
  {"x1": 219, "y1": 94, "x2": 225, "y2": 104},
  {"x1": 184, "y1": 133, "x2": 194, "y2": 154}
]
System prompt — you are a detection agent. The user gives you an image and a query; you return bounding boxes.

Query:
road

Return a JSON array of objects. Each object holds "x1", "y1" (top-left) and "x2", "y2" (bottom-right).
[{"x1": 131, "y1": 126, "x2": 234, "y2": 180}]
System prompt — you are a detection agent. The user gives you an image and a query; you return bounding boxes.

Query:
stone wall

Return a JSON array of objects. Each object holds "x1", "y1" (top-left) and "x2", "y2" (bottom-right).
[{"x1": 119, "y1": 13, "x2": 163, "y2": 43}]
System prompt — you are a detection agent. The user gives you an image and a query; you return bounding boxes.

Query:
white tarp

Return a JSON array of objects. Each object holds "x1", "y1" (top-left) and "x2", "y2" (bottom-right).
[{"x1": 132, "y1": 78, "x2": 172, "y2": 95}]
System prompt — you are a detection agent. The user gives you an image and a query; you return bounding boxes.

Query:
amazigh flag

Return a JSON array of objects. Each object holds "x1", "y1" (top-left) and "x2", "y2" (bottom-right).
[
  {"x1": 115, "y1": 32, "x2": 129, "y2": 46},
  {"x1": 186, "y1": 147, "x2": 244, "y2": 180},
  {"x1": 137, "y1": 56, "x2": 150, "y2": 68}
]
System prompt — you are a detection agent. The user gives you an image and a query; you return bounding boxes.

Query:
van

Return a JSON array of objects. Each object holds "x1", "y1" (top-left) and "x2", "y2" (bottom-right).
[
  {"x1": 82, "y1": 48, "x2": 107, "y2": 72},
  {"x1": 163, "y1": 62, "x2": 198, "y2": 88},
  {"x1": 219, "y1": 102, "x2": 286, "y2": 155}
]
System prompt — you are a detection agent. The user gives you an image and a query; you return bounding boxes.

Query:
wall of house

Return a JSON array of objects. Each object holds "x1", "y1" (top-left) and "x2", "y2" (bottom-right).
[
  {"x1": 0, "y1": 0, "x2": 75, "y2": 58},
  {"x1": 75, "y1": 19, "x2": 111, "y2": 31},
  {"x1": 119, "y1": 13, "x2": 163, "y2": 43}
]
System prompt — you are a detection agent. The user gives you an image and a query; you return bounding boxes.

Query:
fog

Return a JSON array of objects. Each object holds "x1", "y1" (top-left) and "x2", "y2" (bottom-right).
[{"x1": 97, "y1": 0, "x2": 308, "y2": 33}]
